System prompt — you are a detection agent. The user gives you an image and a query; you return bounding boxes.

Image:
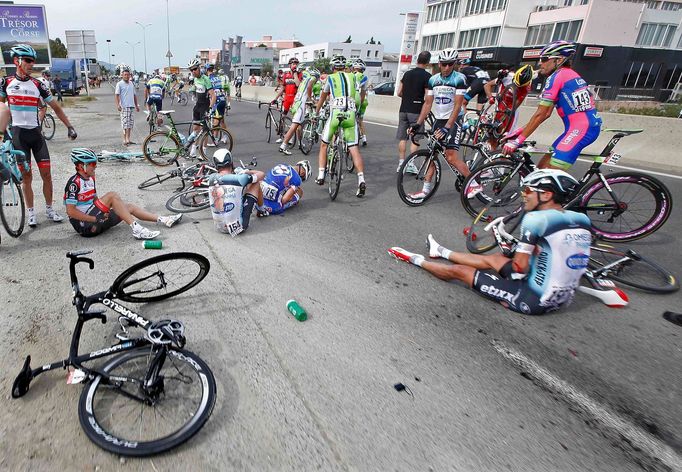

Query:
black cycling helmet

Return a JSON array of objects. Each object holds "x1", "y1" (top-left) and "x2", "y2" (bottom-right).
[{"x1": 513, "y1": 65, "x2": 534, "y2": 87}]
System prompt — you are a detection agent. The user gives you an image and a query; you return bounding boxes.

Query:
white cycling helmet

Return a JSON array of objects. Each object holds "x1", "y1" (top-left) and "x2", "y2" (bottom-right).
[
  {"x1": 352, "y1": 59, "x2": 366, "y2": 71},
  {"x1": 331, "y1": 55, "x2": 346, "y2": 69},
  {"x1": 438, "y1": 48, "x2": 458, "y2": 63},
  {"x1": 213, "y1": 149, "x2": 232, "y2": 168},
  {"x1": 306, "y1": 67, "x2": 321, "y2": 79},
  {"x1": 188, "y1": 59, "x2": 201, "y2": 69},
  {"x1": 295, "y1": 160, "x2": 311, "y2": 181},
  {"x1": 521, "y1": 169, "x2": 579, "y2": 200}
]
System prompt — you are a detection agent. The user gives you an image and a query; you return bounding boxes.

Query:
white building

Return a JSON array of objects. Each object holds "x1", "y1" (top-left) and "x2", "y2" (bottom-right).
[{"x1": 279, "y1": 42, "x2": 385, "y2": 85}]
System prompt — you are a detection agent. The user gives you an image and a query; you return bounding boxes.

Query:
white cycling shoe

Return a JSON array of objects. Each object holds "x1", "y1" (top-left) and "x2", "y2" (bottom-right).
[
  {"x1": 46, "y1": 208, "x2": 64, "y2": 222},
  {"x1": 158, "y1": 214, "x2": 183, "y2": 228},
  {"x1": 132, "y1": 223, "x2": 161, "y2": 240},
  {"x1": 466, "y1": 180, "x2": 483, "y2": 199}
]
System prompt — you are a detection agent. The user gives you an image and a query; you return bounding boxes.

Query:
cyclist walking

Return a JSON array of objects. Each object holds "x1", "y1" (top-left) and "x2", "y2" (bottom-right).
[
  {"x1": 352, "y1": 60, "x2": 369, "y2": 146},
  {"x1": 278, "y1": 67, "x2": 320, "y2": 155},
  {"x1": 207, "y1": 64, "x2": 230, "y2": 131},
  {"x1": 502, "y1": 40, "x2": 602, "y2": 170},
  {"x1": 0, "y1": 44, "x2": 77, "y2": 227},
  {"x1": 187, "y1": 59, "x2": 216, "y2": 158}
]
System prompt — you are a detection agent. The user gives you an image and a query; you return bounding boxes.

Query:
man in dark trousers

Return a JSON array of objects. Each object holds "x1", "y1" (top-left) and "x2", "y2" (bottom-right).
[
  {"x1": 396, "y1": 51, "x2": 431, "y2": 172},
  {"x1": 53, "y1": 75, "x2": 63, "y2": 102}
]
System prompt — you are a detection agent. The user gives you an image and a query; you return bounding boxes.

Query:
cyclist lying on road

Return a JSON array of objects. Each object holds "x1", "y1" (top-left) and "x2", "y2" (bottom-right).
[
  {"x1": 259, "y1": 160, "x2": 311, "y2": 216},
  {"x1": 64, "y1": 148, "x2": 182, "y2": 239},
  {"x1": 207, "y1": 149, "x2": 266, "y2": 236},
  {"x1": 388, "y1": 169, "x2": 592, "y2": 316}
]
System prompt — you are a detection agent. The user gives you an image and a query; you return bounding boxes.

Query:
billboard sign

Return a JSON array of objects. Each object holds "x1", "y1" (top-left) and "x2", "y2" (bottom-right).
[
  {"x1": 583, "y1": 46, "x2": 604, "y2": 58},
  {"x1": 0, "y1": 5, "x2": 51, "y2": 67},
  {"x1": 395, "y1": 12, "x2": 420, "y2": 96},
  {"x1": 65, "y1": 30, "x2": 97, "y2": 60}
]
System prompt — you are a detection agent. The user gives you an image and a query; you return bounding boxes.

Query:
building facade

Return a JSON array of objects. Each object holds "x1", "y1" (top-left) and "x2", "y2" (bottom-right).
[{"x1": 418, "y1": 0, "x2": 682, "y2": 100}]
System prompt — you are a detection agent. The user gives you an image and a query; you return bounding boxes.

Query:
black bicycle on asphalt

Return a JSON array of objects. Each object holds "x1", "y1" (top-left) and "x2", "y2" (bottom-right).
[{"x1": 11, "y1": 250, "x2": 216, "y2": 457}]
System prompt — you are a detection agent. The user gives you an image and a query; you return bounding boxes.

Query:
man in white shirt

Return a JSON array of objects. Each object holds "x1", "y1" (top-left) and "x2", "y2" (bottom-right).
[{"x1": 114, "y1": 66, "x2": 139, "y2": 146}]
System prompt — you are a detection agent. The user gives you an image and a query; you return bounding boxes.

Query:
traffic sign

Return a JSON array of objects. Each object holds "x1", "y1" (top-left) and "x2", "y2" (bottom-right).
[{"x1": 166, "y1": 50, "x2": 173, "y2": 58}]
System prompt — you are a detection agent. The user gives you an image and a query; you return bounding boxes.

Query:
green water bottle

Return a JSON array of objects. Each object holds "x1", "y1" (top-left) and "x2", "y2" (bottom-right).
[
  {"x1": 286, "y1": 299, "x2": 307, "y2": 322},
  {"x1": 143, "y1": 240, "x2": 163, "y2": 249}
]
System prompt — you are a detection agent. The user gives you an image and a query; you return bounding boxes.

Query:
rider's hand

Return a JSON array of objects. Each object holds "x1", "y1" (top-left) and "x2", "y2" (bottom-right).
[
  {"x1": 67, "y1": 126, "x2": 77, "y2": 140},
  {"x1": 502, "y1": 128, "x2": 525, "y2": 155},
  {"x1": 407, "y1": 123, "x2": 421, "y2": 136},
  {"x1": 227, "y1": 103, "x2": 231, "y2": 110},
  {"x1": 270, "y1": 99, "x2": 277, "y2": 105},
  {"x1": 95, "y1": 212, "x2": 109, "y2": 224},
  {"x1": 117, "y1": 105, "x2": 122, "y2": 112},
  {"x1": 435, "y1": 126, "x2": 450, "y2": 141},
  {"x1": 488, "y1": 96, "x2": 496, "y2": 105}
]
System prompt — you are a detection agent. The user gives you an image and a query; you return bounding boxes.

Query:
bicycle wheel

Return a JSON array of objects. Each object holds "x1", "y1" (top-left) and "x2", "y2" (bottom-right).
[
  {"x1": 265, "y1": 112, "x2": 273, "y2": 143},
  {"x1": 460, "y1": 159, "x2": 528, "y2": 218},
  {"x1": 138, "y1": 170, "x2": 176, "y2": 189},
  {"x1": 464, "y1": 204, "x2": 523, "y2": 254},
  {"x1": 280, "y1": 115, "x2": 296, "y2": 147},
  {"x1": 299, "y1": 120, "x2": 314, "y2": 155},
  {"x1": 396, "y1": 150, "x2": 442, "y2": 207},
  {"x1": 343, "y1": 143, "x2": 354, "y2": 173},
  {"x1": 166, "y1": 187, "x2": 210, "y2": 213},
  {"x1": 41, "y1": 113, "x2": 56, "y2": 140},
  {"x1": 178, "y1": 92, "x2": 188, "y2": 106},
  {"x1": 148, "y1": 105, "x2": 157, "y2": 134},
  {"x1": 328, "y1": 147, "x2": 342, "y2": 201},
  {"x1": 143, "y1": 131, "x2": 182, "y2": 166},
  {"x1": 0, "y1": 176, "x2": 25, "y2": 238},
  {"x1": 578, "y1": 172, "x2": 672, "y2": 242},
  {"x1": 588, "y1": 244, "x2": 679, "y2": 293},
  {"x1": 198, "y1": 127, "x2": 234, "y2": 160},
  {"x1": 78, "y1": 346, "x2": 216, "y2": 457},
  {"x1": 111, "y1": 252, "x2": 210, "y2": 303}
]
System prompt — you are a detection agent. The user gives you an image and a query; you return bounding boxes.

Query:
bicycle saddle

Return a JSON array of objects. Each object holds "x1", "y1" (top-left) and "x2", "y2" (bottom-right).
[
  {"x1": 603, "y1": 128, "x2": 643, "y2": 136},
  {"x1": 158, "y1": 110, "x2": 175, "y2": 115}
]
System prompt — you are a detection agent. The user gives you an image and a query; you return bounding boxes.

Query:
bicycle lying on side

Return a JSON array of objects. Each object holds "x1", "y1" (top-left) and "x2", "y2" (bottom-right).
[
  {"x1": 11, "y1": 250, "x2": 216, "y2": 456},
  {"x1": 138, "y1": 160, "x2": 217, "y2": 191},
  {"x1": 0, "y1": 131, "x2": 28, "y2": 238},
  {"x1": 461, "y1": 129, "x2": 673, "y2": 242},
  {"x1": 97, "y1": 149, "x2": 146, "y2": 163}
]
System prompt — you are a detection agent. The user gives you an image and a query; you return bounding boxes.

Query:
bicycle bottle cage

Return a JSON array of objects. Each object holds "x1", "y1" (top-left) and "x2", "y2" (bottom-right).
[{"x1": 146, "y1": 319, "x2": 185, "y2": 347}]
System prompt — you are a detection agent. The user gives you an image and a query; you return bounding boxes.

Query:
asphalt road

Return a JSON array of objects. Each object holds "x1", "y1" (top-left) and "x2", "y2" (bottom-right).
[{"x1": 0, "y1": 85, "x2": 680, "y2": 471}]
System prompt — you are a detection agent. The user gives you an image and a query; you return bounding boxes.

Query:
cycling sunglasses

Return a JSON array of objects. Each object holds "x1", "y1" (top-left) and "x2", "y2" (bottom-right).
[
  {"x1": 539, "y1": 56, "x2": 559, "y2": 63},
  {"x1": 439, "y1": 61, "x2": 456, "y2": 67},
  {"x1": 522, "y1": 186, "x2": 546, "y2": 195},
  {"x1": 21, "y1": 57, "x2": 35, "y2": 63}
]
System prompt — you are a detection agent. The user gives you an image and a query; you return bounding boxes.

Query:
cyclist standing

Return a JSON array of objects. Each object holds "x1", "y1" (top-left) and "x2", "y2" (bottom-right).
[
  {"x1": 352, "y1": 60, "x2": 369, "y2": 146},
  {"x1": 502, "y1": 40, "x2": 602, "y2": 170},
  {"x1": 187, "y1": 59, "x2": 216, "y2": 158},
  {"x1": 314, "y1": 55, "x2": 367, "y2": 197},
  {"x1": 272, "y1": 58, "x2": 303, "y2": 120},
  {"x1": 408, "y1": 48, "x2": 470, "y2": 199},
  {"x1": 388, "y1": 169, "x2": 591, "y2": 316},
  {"x1": 278, "y1": 67, "x2": 320, "y2": 155},
  {"x1": 206, "y1": 64, "x2": 230, "y2": 131},
  {"x1": 259, "y1": 160, "x2": 311, "y2": 215},
  {"x1": 0, "y1": 44, "x2": 77, "y2": 227}
]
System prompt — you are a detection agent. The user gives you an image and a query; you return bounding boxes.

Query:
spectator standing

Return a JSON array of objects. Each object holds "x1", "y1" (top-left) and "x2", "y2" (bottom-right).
[
  {"x1": 396, "y1": 51, "x2": 432, "y2": 172},
  {"x1": 53, "y1": 75, "x2": 63, "y2": 102},
  {"x1": 115, "y1": 67, "x2": 139, "y2": 146}
]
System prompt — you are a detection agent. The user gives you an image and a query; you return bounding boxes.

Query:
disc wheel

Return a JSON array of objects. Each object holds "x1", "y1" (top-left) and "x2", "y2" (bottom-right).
[
  {"x1": 0, "y1": 176, "x2": 25, "y2": 238},
  {"x1": 111, "y1": 252, "x2": 210, "y2": 303},
  {"x1": 143, "y1": 131, "x2": 182, "y2": 166}
]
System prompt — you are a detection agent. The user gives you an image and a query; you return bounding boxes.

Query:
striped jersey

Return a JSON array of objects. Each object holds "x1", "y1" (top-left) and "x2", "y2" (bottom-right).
[{"x1": 0, "y1": 75, "x2": 53, "y2": 128}]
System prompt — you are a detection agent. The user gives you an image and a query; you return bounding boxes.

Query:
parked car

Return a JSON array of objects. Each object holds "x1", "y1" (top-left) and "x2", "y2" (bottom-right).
[{"x1": 371, "y1": 81, "x2": 395, "y2": 96}]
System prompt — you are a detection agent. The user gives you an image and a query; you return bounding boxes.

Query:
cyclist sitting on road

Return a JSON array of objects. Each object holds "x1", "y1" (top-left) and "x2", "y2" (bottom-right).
[
  {"x1": 278, "y1": 67, "x2": 320, "y2": 155},
  {"x1": 458, "y1": 58, "x2": 491, "y2": 112},
  {"x1": 314, "y1": 54, "x2": 367, "y2": 198},
  {"x1": 207, "y1": 149, "x2": 266, "y2": 236},
  {"x1": 502, "y1": 40, "x2": 602, "y2": 170},
  {"x1": 144, "y1": 73, "x2": 166, "y2": 126},
  {"x1": 407, "y1": 48, "x2": 471, "y2": 199},
  {"x1": 187, "y1": 59, "x2": 216, "y2": 158},
  {"x1": 207, "y1": 64, "x2": 231, "y2": 132},
  {"x1": 64, "y1": 148, "x2": 182, "y2": 240},
  {"x1": 259, "y1": 160, "x2": 311, "y2": 216},
  {"x1": 272, "y1": 58, "x2": 303, "y2": 118},
  {"x1": 352, "y1": 60, "x2": 370, "y2": 147},
  {"x1": 388, "y1": 169, "x2": 591, "y2": 316}
]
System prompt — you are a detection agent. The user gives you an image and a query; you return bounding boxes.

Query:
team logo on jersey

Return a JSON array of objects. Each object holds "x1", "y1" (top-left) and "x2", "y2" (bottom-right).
[
  {"x1": 271, "y1": 165, "x2": 291, "y2": 176},
  {"x1": 68, "y1": 183, "x2": 78, "y2": 193},
  {"x1": 566, "y1": 253, "x2": 589, "y2": 269},
  {"x1": 223, "y1": 202, "x2": 235, "y2": 212},
  {"x1": 434, "y1": 97, "x2": 452, "y2": 105}
]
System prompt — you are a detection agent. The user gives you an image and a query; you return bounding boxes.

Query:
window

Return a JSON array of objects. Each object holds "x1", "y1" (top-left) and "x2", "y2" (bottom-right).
[
  {"x1": 424, "y1": 1, "x2": 461, "y2": 23},
  {"x1": 662, "y1": 1, "x2": 681, "y2": 10},
  {"x1": 662, "y1": 64, "x2": 682, "y2": 88},
  {"x1": 351, "y1": 49, "x2": 361, "y2": 58},
  {"x1": 382, "y1": 70, "x2": 391, "y2": 78},
  {"x1": 302, "y1": 52, "x2": 308, "y2": 60},
  {"x1": 458, "y1": 26, "x2": 500, "y2": 48},
  {"x1": 367, "y1": 50, "x2": 371, "y2": 57},
  {"x1": 464, "y1": 0, "x2": 506, "y2": 15},
  {"x1": 621, "y1": 61, "x2": 662, "y2": 88},
  {"x1": 333, "y1": 48, "x2": 343, "y2": 55},
  {"x1": 636, "y1": 23, "x2": 677, "y2": 47},
  {"x1": 375, "y1": 50, "x2": 379, "y2": 57},
  {"x1": 525, "y1": 20, "x2": 582, "y2": 46}
]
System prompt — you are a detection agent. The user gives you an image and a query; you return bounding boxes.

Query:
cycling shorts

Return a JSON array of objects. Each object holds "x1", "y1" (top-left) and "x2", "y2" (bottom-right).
[
  {"x1": 433, "y1": 119, "x2": 462, "y2": 151},
  {"x1": 357, "y1": 100, "x2": 368, "y2": 118},
  {"x1": 550, "y1": 114, "x2": 602, "y2": 169},
  {"x1": 193, "y1": 103, "x2": 210, "y2": 122},
  {"x1": 69, "y1": 201, "x2": 122, "y2": 237},
  {"x1": 321, "y1": 109, "x2": 358, "y2": 147},
  {"x1": 464, "y1": 79, "x2": 487, "y2": 104},
  {"x1": 472, "y1": 269, "x2": 548, "y2": 316},
  {"x1": 213, "y1": 101, "x2": 226, "y2": 118},
  {"x1": 262, "y1": 192, "x2": 300, "y2": 215},
  {"x1": 11, "y1": 126, "x2": 50, "y2": 170},
  {"x1": 146, "y1": 96, "x2": 163, "y2": 111},
  {"x1": 282, "y1": 95, "x2": 295, "y2": 113},
  {"x1": 290, "y1": 100, "x2": 307, "y2": 124}
]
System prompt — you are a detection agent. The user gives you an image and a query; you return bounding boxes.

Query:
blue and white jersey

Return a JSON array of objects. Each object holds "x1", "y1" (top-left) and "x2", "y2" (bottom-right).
[
  {"x1": 207, "y1": 173, "x2": 253, "y2": 235},
  {"x1": 426, "y1": 71, "x2": 468, "y2": 120},
  {"x1": 208, "y1": 74, "x2": 225, "y2": 102},
  {"x1": 260, "y1": 164, "x2": 302, "y2": 203},
  {"x1": 516, "y1": 209, "x2": 592, "y2": 310}
]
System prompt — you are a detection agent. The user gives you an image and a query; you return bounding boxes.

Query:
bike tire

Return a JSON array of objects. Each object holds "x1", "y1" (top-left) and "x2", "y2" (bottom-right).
[
  {"x1": 299, "y1": 120, "x2": 314, "y2": 155},
  {"x1": 138, "y1": 171, "x2": 176, "y2": 189},
  {"x1": 460, "y1": 159, "x2": 528, "y2": 218},
  {"x1": 41, "y1": 113, "x2": 56, "y2": 140},
  {"x1": 111, "y1": 252, "x2": 210, "y2": 303},
  {"x1": 143, "y1": 131, "x2": 182, "y2": 167},
  {"x1": 78, "y1": 347, "x2": 216, "y2": 457},
  {"x1": 166, "y1": 187, "x2": 210, "y2": 214},
  {"x1": 198, "y1": 127, "x2": 234, "y2": 160},
  {"x1": 265, "y1": 112, "x2": 273, "y2": 143},
  {"x1": 397, "y1": 150, "x2": 442, "y2": 207},
  {"x1": 328, "y1": 147, "x2": 341, "y2": 201},
  {"x1": 588, "y1": 245, "x2": 679, "y2": 293},
  {"x1": 578, "y1": 171, "x2": 672, "y2": 242},
  {"x1": 280, "y1": 115, "x2": 296, "y2": 147},
  {"x1": 178, "y1": 92, "x2": 188, "y2": 106},
  {"x1": 343, "y1": 143, "x2": 354, "y2": 173},
  {"x1": 0, "y1": 175, "x2": 25, "y2": 238}
]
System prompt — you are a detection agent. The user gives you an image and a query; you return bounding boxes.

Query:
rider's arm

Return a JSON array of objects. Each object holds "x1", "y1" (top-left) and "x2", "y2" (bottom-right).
[
  {"x1": 0, "y1": 102, "x2": 10, "y2": 133},
  {"x1": 208, "y1": 88, "x2": 216, "y2": 109},
  {"x1": 47, "y1": 98, "x2": 74, "y2": 129},
  {"x1": 516, "y1": 104, "x2": 553, "y2": 139},
  {"x1": 65, "y1": 203, "x2": 99, "y2": 223},
  {"x1": 415, "y1": 94, "x2": 434, "y2": 126},
  {"x1": 510, "y1": 212, "x2": 541, "y2": 276},
  {"x1": 315, "y1": 90, "x2": 329, "y2": 114},
  {"x1": 483, "y1": 81, "x2": 495, "y2": 100},
  {"x1": 217, "y1": 173, "x2": 259, "y2": 186}
]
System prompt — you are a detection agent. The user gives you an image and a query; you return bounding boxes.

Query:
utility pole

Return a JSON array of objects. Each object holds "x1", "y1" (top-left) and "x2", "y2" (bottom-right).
[
  {"x1": 135, "y1": 22, "x2": 151, "y2": 73},
  {"x1": 165, "y1": 0, "x2": 173, "y2": 71}
]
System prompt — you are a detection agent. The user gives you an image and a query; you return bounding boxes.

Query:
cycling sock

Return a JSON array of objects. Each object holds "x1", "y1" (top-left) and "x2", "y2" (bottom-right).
[
  {"x1": 440, "y1": 248, "x2": 453, "y2": 260},
  {"x1": 398, "y1": 159, "x2": 404, "y2": 167},
  {"x1": 130, "y1": 221, "x2": 141, "y2": 230},
  {"x1": 423, "y1": 182, "x2": 433, "y2": 193},
  {"x1": 411, "y1": 254, "x2": 425, "y2": 267},
  {"x1": 45, "y1": 205, "x2": 53, "y2": 213},
  {"x1": 317, "y1": 168, "x2": 325, "y2": 180},
  {"x1": 187, "y1": 131, "x2": 197, "y2": 143},
  {"x1": 28, "y1": 207, "x2": 35, "y2": 215},
  {"x1": 357, "y1": 172, "x2": 365, "y2": 185}
]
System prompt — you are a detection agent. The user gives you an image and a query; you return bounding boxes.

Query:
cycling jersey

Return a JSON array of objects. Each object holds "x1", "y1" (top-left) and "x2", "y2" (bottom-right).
[
  {"x1": 146, "y1": 77, "x2": 165, "y2": 98},
  {"x1": 290, "y1": 73, "x2": 316, "y2": 123},
  {"x1": 540, "y1": 67, "x2": 602, "y2": 168},
  {"x1": 282, "y1": 70, "x2": 302, "y2": 97},
  {"x1": 426, "y1": 71, "x2": 467, "y2": 120},
  {"x1": 0, "y1": 75, "x2": 53, "y2": 128},
  {"x1": 321, "y1": 71, "x2": 359, "y2": 146},
  {"x1": 473, "y1": 209, "x2": 591, "y2": 315},
  {"x1": 492, "y1": 76, "x2": 530, "y2": 136},
  {"x1": 260, "y1": 164, "x2": 303, "y2": 215},
  {"x1": 208, "y1": 74, "x2": 226, "y2": 102},
  {"x1": 207, "y1": 172, "x2": 258, "y2": 235},
  {"x1": 194, "y1": 74, "x2": 213, "y2": 107}
]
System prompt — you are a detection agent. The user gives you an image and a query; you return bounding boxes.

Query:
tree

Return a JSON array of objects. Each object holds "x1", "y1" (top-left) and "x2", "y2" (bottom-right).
[
  {"x1": 313, "y1": 57, "x2": 331, "y2": 73},
  {"x1": 261, "y1": 60, "x2": 273, "y2": 77},
  {"x1": 50, "y1": 37, "x2": 67, "y2": 58},
  {"x1": 343, "y1": 36, "x2": 352, "y2": 43}
]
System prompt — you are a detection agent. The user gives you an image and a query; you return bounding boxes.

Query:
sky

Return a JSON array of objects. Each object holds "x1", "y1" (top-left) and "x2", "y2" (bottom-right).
[{"x1": 28, "y1": 0, "x2": 422, "y2": 71}]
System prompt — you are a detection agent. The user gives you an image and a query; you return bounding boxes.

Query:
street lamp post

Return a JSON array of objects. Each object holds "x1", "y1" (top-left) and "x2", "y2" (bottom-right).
[
  {"x1": 165, "y1": 0, "x2": 173, "y2": 71},
  {"x1": 135, "y1": 22, "x2": 151, "y2": 73},
  {"x1": 125, "y1": 41, "x2": 141, "y2": 72},
  {"x1": 106, "y1": 39, "x2": 112, "y2": 65}
]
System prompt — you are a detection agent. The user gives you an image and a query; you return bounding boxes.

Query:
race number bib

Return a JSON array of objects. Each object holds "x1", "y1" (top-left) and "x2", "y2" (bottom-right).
[
  {"x1": 226, "y1": 220, "x2": 243, "y2": 237},
  {"x1": 261, "y1": 182, "x2": 279, "y2": 201},
  {"x1": 571, "y1": 89, "x2": 592, "y2": 112},
  {"x1": 331, "y1": 97, "x2": 356, "y2": 110}
]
